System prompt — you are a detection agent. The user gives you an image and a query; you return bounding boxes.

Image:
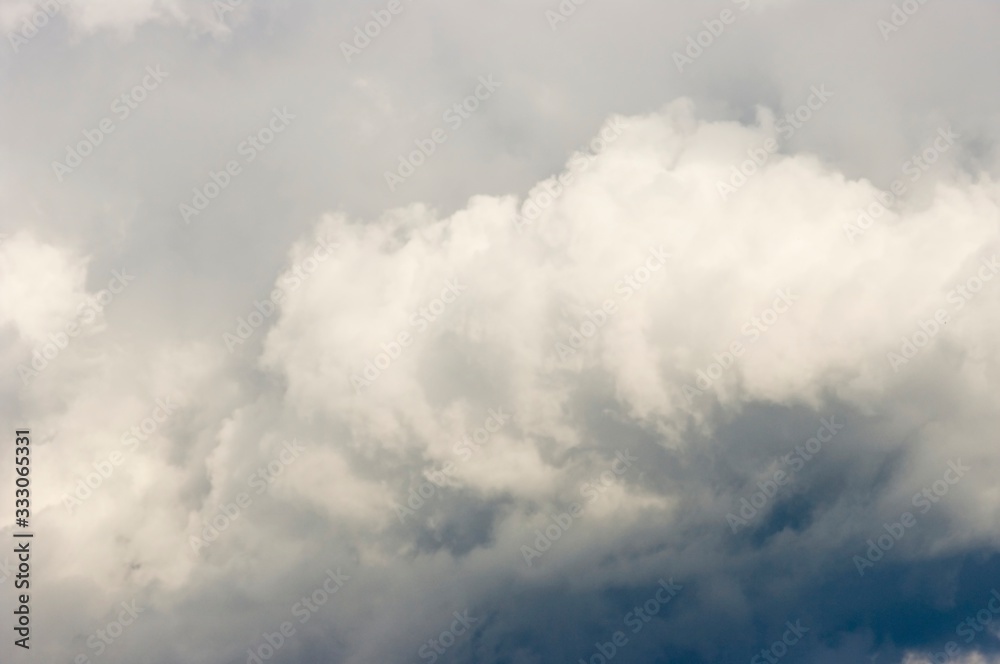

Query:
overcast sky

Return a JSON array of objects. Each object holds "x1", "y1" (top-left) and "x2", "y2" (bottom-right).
[{"x1": 2, "y1": 1, "x2": 1000, "y2": 663}]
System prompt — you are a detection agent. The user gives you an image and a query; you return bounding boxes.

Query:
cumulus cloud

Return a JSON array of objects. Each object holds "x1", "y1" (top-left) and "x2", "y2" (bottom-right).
[{"x1": 2, "y1": 1, "x2": 1000, "y2": 663}]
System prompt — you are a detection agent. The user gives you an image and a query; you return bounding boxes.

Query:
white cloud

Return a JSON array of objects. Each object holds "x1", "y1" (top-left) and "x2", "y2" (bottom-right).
[{"x1": 4, "y1": 1, "x2": 1000, "y2": 662}]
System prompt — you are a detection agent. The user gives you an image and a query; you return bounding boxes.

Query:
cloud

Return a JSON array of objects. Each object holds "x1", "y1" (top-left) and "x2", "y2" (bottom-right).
[
  {"x1": 0, "y1": 0, "x2": 233, "y2": 37},
  {"x1": 10, "y1": 99, "x2": 1000, "y2": 663},
  {"x1": 3, "y1": 2, "x2": 1000, "y2": 662},
  {"x1": 0, "y1": 232, "x2": 89, "y2": 341}
]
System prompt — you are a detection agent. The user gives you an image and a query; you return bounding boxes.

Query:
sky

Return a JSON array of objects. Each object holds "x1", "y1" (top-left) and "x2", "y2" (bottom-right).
[{"x1": 1, "y1": 0, "x2": 1000, "y2": 663}]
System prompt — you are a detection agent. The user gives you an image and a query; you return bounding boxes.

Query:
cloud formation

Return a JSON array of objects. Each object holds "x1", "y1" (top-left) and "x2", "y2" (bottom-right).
[{"x1": 2, "y1": 1, "x2": 1000, "y2": 663}]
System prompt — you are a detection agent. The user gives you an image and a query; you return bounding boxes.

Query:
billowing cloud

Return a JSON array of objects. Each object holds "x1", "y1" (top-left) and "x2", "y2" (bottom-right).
[{"x1": 2, "y1": 1, "x2": 1000, "y2": 663}]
